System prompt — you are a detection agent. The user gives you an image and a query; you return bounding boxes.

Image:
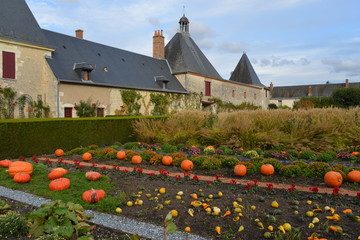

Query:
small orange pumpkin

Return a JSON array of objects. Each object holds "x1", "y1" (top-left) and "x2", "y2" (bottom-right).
[
  {"x1": 8, "y1": 161, "x2": 33, "y2": 177},
  {"x1": 0, "y1": 160, "x2": 13, "y2": 168},
  {"x1": 234, "y1": 164, "x2": 247, "y2": 176},
  {"x1": 82, "y1": 189, "x2": 106, "y2": 203},
  {"x1": 116, "y1": 151, "x2": 126, "y2": 160},
  {"x1": 260, "y1": 164, "x2": 275, "y2": 176},
  {"x1": 48, "y1": 170, "x2": 66, "y2": 180},
  {"x1": 13, "y1": 172, "x2": 31, "y2": 183},
  {"x1": 49, "y1": 178, "x2": 71, "y2": 191},
  {"x1": 131, "y1": 155, "x2": 142, "y2": 164},
  {"x1": 347, "y1": 170, "x2": 360, "y2": 183},
  {"x1": 55, "y1": 149, "x2": 64, "y2": 157},
  {"x1": 351, "y1": 152, "x2": 359, "y2": 156},
  {"x1": 324, "y1": 171, "x2": 343, "y2": 187},
  {"x1": 51, "y1": 168, "x2": 68, "y2": 175},
  {"x1": 82, "y1": 152, "x2": 92, "y2": 161},
  {"x1": 162, "y1": 156, "x2": 173, "y2": 166},
  {"x1": 85, "y1": 171, "x2": 102, "y2": 181},
  {"x1": 181, "y1": 160, "x2": 194, "y2": 171}
]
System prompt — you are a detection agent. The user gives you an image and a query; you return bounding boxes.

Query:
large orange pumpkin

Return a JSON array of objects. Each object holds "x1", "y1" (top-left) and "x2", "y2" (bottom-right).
[
  {"x1": 347, "y1": 170, "x2": 360, "y2": 183},
  {"x1": 55, "y1": 149, "x2": 64, "y2": 157},
  {"x1": 234, "y1": 164, "x2": 247, "y2": 176},
  {"x1": 324, "y1": 171, "x2": 343, "y2": 187},
  {"x1": 0, "y1": 160, "x2": 12, "y2": 168},
  {"x1": 13, "y1": 172, "x2": 31, "y2": 183},
  {"x1": 48, "y1": 170, "x2": 66, "y2": 180},
  {"x1": 131, "y1": 155, "x2": 142, "y2": 164},
  {"x1": 49, "y1": 178, "x2": 71, "y2": 191},
  {"x1": 116, "y1": 151, "x2": 126, "y2": 160},
  {"x1": 181, "y1": 160, "x2": 194, "y2": 171},
  {"x1": 82, "y1": 152, "x2": 92, "y2": 161},
  {"x1": 82, "y1": 189, "x2": 106, "y2": 203},
  {"x1": 260, "y1": 164, "x2": 275, "y2": 176},
  {"x1": 162, "y1": 156, "x2": 173, "y2": 166},
  {"x1": 8, "y1": 161, "x2": 33, "y2": 177},
  {"x1": 85, "y1": 171, "x2": 102, "y2": 181}
]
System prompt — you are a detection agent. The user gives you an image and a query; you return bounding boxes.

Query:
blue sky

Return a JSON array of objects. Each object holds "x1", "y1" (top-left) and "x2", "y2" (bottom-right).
[{"x1": 26, "y1": 0, "x2": 360, "y2": 87}]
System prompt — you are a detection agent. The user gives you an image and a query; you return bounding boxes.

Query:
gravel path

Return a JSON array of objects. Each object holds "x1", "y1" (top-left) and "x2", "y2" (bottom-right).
[{"x1": 0, "y1": 186, "x2": 209, "y2": 240}]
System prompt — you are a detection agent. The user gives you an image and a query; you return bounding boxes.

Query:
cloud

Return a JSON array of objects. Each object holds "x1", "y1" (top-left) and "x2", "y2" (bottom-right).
[
  {"x1": 148, "y1": 17, "x2": 160, "y2": 27},
  {"x1": 218, "y1": 41, "x2": 244, "y2": 53},
  {"x1": 255, "y1": 56, "x2": 311, "y2": 67},
  {"x1": 322, "y1": 58, "x2": 360, "y2": 76},
  {"x1": 57, "y1": 0, "x2": 78, "y2": 4}
]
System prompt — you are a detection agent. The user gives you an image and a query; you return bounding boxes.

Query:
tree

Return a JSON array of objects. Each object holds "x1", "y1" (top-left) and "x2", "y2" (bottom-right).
[
  {"x1": 74, "y1": 99, "x2": 98, "y2": 117},
  {"x1": 331, "y1": 87, "x2": 360, "y2": 108}
]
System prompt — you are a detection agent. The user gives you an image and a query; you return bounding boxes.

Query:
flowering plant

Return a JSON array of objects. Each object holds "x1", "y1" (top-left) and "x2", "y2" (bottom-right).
[{"x1": 204, "y1": 146, "x2": 215, "y2": 155}]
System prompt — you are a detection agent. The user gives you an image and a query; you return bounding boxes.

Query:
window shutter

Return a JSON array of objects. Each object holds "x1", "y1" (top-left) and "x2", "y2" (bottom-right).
[
  {"x1": 205, "y1": 81, "x2": 211, "y2": 96},
  {"x1": 2, "y1": 51, "x2": 16, "y2": 79}
]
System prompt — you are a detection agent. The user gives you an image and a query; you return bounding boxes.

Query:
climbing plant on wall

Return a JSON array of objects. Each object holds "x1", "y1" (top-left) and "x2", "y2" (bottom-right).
[
  {"x1": 0, "y1": 87, "x2": 17, "y2": 119},
  {"x1": 74, "y1": 98, "x2": 98, "y2": 117},
  {"x1": 120, "y1": 90, "x2": 142, "y2": 115},
  {"x1": 150, "y1": 93, "x2": 170, "y2": 115}
]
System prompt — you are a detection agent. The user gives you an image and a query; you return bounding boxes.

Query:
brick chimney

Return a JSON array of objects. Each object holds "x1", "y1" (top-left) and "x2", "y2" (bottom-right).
[
  {"x1": 153, "y1": 30, "x2": 165, "y2": 58},
  {"x1": 269, "y1": 82, "x2": 274, "y2": 91},
  {"x1": 308, "y1": 86, "x2": 312, "y2": 96},
  {"x1": 75, "y1": 29, "x2": 84, "y2": 39},
  {"x1": 345, "y1": 78, "x2": 349, "y2": 87}
]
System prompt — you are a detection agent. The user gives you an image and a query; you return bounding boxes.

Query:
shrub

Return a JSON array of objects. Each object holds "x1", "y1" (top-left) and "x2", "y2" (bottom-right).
[
  {"x1": 287, "y1": 150, "x2": 299, "y2": 158},
  {"x1": 221, "y1": 157, "x2": 240, "y2": 168},
  {"x1": 332, "y1": 87, "x2": 360, "y2": 108},
  {"x1": 260, "y1": 158, "x2": 283, "y2": 172},
  {"x1": 67, "y1": 147, "x2": 87, "y2": 155},
  {"x1": 0, "y1": 211, "x2": 28, "y2": 239},
  {"x1": 279, "y1": 165, "x2": 302, "y2": 178},
  {"x1": 179, "y1": 145, "x2": 201, "y2": 155},
  {"x1": 253, "y1": 148, "x2": 264, "y2": 156},
  {"x1": 167, "y1": 152, "x2": 188, "y2": 167},
  {"x1": 74, "y1": 99, "x2": 98, "y2": 117},
  {"x1": 308, "y1": 162, "x2": 330, "y2": 177},
  {"x1": 87, "y1": 150, "x2": 101, "y2": 158},
  {"x1": 232, "y1": 148, "x2": 244, "y2": 155},
  {"x1": 190, "y1": 155, "x2": 210, "y2": 167},
  {"x1": 124, "y1": 150, "x2": 140, "y2": 161},
  {"x1": 104, "y1": 151, "x2": 117, "y2": 159},
  {"x1": 140, "y1": 150, "x2": 157, "y2": 162},
  {"x1": 317, "y1": 153, "x2": 336, "y2": 162},
  {"x1": 101, "y1": 148, "x2": 117, "y2": 156},
  {"x1": 201, "y1": 157, "x2": 222, "y2": 170},
  {"x1": 292, "y1": 160, "x2": 309, "y2": 169},
  {"x1": 330, "y1": 164, "x2": 350, "y2": 175},
  {"x1": 87, "y1": 144, "x2": 99, "y2": 150},
  {"x1": 299, "y1": 150, "x2": 316, "y2": 160},
  {"x1": 123, "y1": 142, "x2": 140, "y2": 150},
  {"x1": 160, "y1": 143, "x2": 177, "y2": 153},
  {"x1": 243, "y1": 150, "x2": 259, "y2": 159},
  {"x1": 149, "y1": 154, "x2": 164, "y2": 165}
]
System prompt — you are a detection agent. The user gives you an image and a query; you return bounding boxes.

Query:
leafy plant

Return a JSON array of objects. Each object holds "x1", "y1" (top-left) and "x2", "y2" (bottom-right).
[
  {"x1": 120, "y1": 90, "x2": 142, "y2": 115},
  {"x1": 74, "y1": 98, "x2": 99, "y2": 117},
  {"x1": 26, "y1": 200, "x2": 92, "y2": 239},
  {"x1": 150, "y1": 93, "x2": 170, "y2": 115},
  {"x1": 0, "y1": 211, "x2": 28, "y2": 239},
  {"x1": 299, "y1": 150, "x2": 316, "y2": 160},
  {"x1": 279, "y1": 165, "x2": 302, "y2": 178},
  {"x1": 0, "y1": 199, "x2": 11, "y2": 214},
  {"x1": 35, "y1": 234, "x2": 66, "y2": 240},
  {"x1": 163, "y1": 211, "x2": 177, "y2": 240}
]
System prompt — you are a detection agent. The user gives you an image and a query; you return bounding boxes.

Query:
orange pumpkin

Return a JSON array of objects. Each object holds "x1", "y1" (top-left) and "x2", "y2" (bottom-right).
[
  {"x1": 85, "y1": 171, "x2": 102, "y2": 181},
  {"x1": 48, "y1": 170, "x2": 66, "y2": 180},
  {"x1": 181, "y1": 160, "x2": 194, "y2": 171},
  {"x1": 131, "y1": 155, "x2": 142, "y2": 164},
  {"x1": 324, "y1": 171, "x2": 343, "y2": 187},
  {"x1": 116, "y1": 151, "x2": 126, "y2": 160},
  {"x1": 8, "y1": 161, "x2": 33, "y2": 177},
  {"x1": 0, "y1": 160, "x2": 13, "y2": 168},
  {"x1": 82, "y1": 152, "x2": 92, "y2": 161},
  {"x1": 234, "y1": 164, "x2": 247, "y2": 176},
  {"x1": 347, "y1": 170, "x2": 360, "y2": 183},
  {"x1": 55, "y1": 149, "x2": 64, "y2": 157},
  {"x1": 13, "y1": 172, "x2": 31, "y2": 183},
  {"x1": 351, "y1": 152, "x2": 359, "y2": 156},
  {"x1": 82, "y1": 189, "x2": 106, "y2": 203},
  {"x1": 162, "y1": 156, "x2": 173, "y2": 166},
  {"x1": 51, "y1": 168, "x2": 68, "y2": 175},
  {"x1": 49, "y1": 178, "x2": 71, "y2": 191},
  {"x1": 260, "y1": 164, "x2": 275, "y2": 176}
]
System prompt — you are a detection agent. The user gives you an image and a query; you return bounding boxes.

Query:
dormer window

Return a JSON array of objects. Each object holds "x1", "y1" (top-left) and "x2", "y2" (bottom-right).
[
  {"x1": 155, "y1": 76, "x2": 169, "y2": 89},
  {"x1": 73, "y1": 62, "x2": 95, "y2": 81}
]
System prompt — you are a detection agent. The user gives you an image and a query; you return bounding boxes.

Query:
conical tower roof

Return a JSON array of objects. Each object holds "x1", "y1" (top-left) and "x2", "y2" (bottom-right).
[{"x1": 230, "y1": 53, "x2": 265, "y2": 87}]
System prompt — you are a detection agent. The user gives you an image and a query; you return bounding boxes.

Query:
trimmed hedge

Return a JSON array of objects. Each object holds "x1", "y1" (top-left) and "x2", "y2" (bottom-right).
[{"x1": 0, "y1": 116, "x2": 167, "y2": 159}]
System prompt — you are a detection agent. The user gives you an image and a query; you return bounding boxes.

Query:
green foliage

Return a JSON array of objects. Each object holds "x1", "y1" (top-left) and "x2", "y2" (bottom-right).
[
  {"x1": 35, "y1": 234, "x2": 66, "y2": 240},
  {"x1": 0, "y1": 211, "x2": 28, "y2": 239},
  {"x1": 149, "y1": 153, "x2": 164, "y2": 165},
  {"x1": 167, "y1": 152, "x2": 187, "y2": 167},
  {"x1": 27, "y1": 200, "x2": 92, "y2": 239},
  {"x1": 260, "y1": 158, "x2": 283, "y2": 172},
  {"x1": 140, "y1": 150, "x2": 157, "y2": 162},
  {"x1": 0, "y1": 87, "x2": 17, "y2": 119},
  {"x1": 30, "y1": 99, "x2": 51, "y2": 118},
  {"x1": 0, "y1": 199, "x2": 11, "y2": 214},
  {"x1": 243, "y1": 150, "x2": 259, "y2": 159},
  {"x1": 200, "y1": 157, "x2": 222, "y2": 170},
  {"x1": 190, "y1": 155, "x2": 210, "y2": 167},
  {"x1": 74, "y1": 99, "x2": 98, "y2": 117},
  {"x1": 123, "y1": 142, "x2": 140, "y2": 150},
  {"x1": 120, "y1": 90, "x2": 142, "y2": 115},
  {"x1": 293, "y1": 99, "x2": 315, "y2": 110},
  {"x1": 299, "y1": 150, "x2": 316, "y2": 160},
  {"x1": 208, "y1": 97, "x2": 261, "y2": 112},
  {"x1": 316, "y1": 152, "x2": 335, "y2": 162},
  {"x1": 104, "y1": 151, "x2": 117, "y2": 159},
  {"x1": 279, "y1": 165, "x2": 302, "y2": 178},
  {"x1": 332, "y1": 87, "x2": 360, "y2": 108},
  {"x1": 286, "y1": 150, "x2": 299, "y2": 158},
  {"x1": 221, "y1": 157, "x2": 240, "y2": 168},
  {"x1": 268, "y1": 103, "x2": 278, "y2": 109},
  {"x1": 160, "y1": 143, "x2": 177, "y2": 153},
  {"x1": 308, "y1": 162, "x2": 330, "y2": 177},
  {"x1": 67, "y1": 147, "x2": 87, "y2": 155},
  {"x1": 150, "y1": 93, "x2": 170, "y2": 115},
  {"x1": 124, "y1": 150, "x2": 140, "y2": 161}
]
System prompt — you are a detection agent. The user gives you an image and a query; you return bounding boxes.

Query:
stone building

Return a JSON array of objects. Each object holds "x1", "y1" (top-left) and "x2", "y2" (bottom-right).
[{"x1": 0, "y1": 0, "x2": 269, "y2": 118}]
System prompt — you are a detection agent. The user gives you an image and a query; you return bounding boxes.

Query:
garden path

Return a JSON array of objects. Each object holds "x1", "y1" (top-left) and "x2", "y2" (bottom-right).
[{"x1": 37, "y1": 158, "x2": 359, "y2": 197}]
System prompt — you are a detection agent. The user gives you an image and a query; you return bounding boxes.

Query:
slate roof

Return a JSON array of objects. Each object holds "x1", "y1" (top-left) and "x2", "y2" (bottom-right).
[
  {"x1": 271, "y1": 82, "x2": 360, "y2": 99},
  {"x1": 0, "y1": 0, "x2": 52, "y2": 48},
  {"x1": 165, "y1": 32, "x2": 223, "y2": 80},
  {"x1": 230, "y1": 53, "x2": 265, "y2": 87},
  {"x1": 43, "y1": 30, "x2": 188, "y2": 93}
]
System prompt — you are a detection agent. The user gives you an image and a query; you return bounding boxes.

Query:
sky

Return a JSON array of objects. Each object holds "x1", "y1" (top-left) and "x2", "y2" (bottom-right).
[{"x1": 25, "y1": 0, "x2": 360, "y2": 87}]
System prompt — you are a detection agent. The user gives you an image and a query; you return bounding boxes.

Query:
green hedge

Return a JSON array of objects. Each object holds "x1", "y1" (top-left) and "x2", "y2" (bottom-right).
[{"x1": 0, "y1": 116, "x2": 167, "y2": 159}]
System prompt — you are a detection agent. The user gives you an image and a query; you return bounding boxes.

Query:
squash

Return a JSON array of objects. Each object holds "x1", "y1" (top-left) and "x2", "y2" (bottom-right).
[
  {"x1": 0, "y1": 160, "x2": 13, "y2": 168},
  {"x1": 85, "y1": 171, "x2": 102, "y2": 181},
  {"x1": 234, "y1": 164, "x2": 247, "y2": 176},
  {"x1": 8, "y1": 161, "x2": 33, "y2": 177},
  {"x1": 131, "y1": 155, "x2": 142, "y2": 164},
  {"x1": 82, "y1": 189, "x2": 106, "y2": 203},
  {"x1": 324, "y1": 171, "x2": 343, "y2": 187},
  {"x1": 49, "y1": 178, "x2": 71, "y2": 191},
  {"x1": 55, "y1": 149, "x2": 64, "y2": 157},
  {"x1": 82, "y1": 152, "x2": 92, "y2": 161},
  {"x1": 51, "y1": 168, "x2": 68, "y2": 175},
  {"x1": 162, "y1": 156, "x2": 173, "y2": 166},
  {"x1": 116, "y1": 151, "x2": 126, "y2": 160},
  {"x1": 260, "y1": 164, "x2": 275, "y2": 176},
  {"x1": 13, "y1": 172, "x2": 31, "y2": 183},
  {"x1": 181, "y1": 160, "x2": 194, "y2": 171},
  {"x1": 48, "y1": 170, "x2": 66, "y2": 180},
  {"x1": 347, "y1": 170, "x2": 360, "y2": 183}
]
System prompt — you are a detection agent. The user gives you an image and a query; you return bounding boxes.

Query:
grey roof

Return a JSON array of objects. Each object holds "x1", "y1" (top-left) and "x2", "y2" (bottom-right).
[
  {"x1": 271, "y1": 82, "x2": 360, "y2": 99},
  {"x1": 0, "y1": 0, "x2": 52, "y2": 48},
  {"x1": 230, "y1": 53, "x2": 265, "y2": 87},
  {"x1": 43, "y1": 30, "x2": 188, "y2": 93},
  {"x1": 165, "y1": 32, "x2": 223, "y2": 79}
]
